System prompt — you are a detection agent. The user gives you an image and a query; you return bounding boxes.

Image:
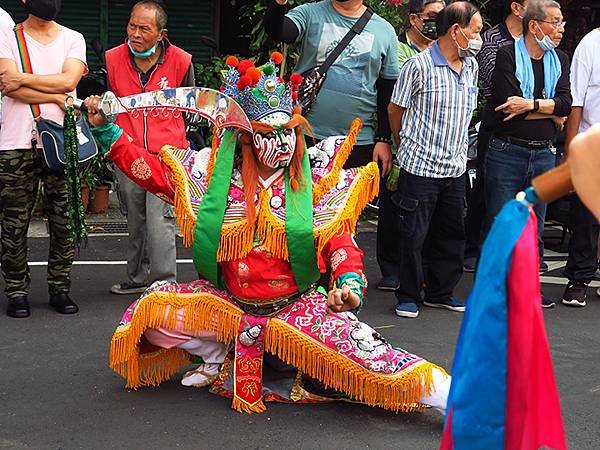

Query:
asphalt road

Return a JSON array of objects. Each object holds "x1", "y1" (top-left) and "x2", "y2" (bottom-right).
[{"x1": 1, "y1": 230, "x2": 599, "y2": 450}]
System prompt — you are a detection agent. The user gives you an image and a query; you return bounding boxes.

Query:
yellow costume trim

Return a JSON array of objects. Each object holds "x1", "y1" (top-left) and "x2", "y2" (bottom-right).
[
  {"x1": 159, "y1": 143, "x2": 379, "y2": 261},
  {"x1": 109, "y1": 290, "x2": 242, "y2": 388},
  {"x1": 312, "y1": 118, "x2": 362, "y2": 204},
  {"x1": 264, "y1": 319, "x2": 445, "y2": 413},
  {"x1": 109, "y1": 292, "x2": 447, "y2": 413}
]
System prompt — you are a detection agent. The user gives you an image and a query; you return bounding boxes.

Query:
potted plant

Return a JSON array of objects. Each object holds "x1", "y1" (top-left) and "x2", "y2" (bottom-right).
[{"x1": 81, "y1": 152, "x2": 113, "y2": 213}]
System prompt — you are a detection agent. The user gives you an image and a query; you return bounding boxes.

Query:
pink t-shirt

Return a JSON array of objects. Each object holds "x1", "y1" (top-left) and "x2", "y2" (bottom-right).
[{"x1": 0, "y1": 24, "x2": 87, "y2": 150}]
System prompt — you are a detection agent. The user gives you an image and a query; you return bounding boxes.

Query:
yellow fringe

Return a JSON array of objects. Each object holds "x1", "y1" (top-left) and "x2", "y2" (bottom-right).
[
  {"x1": 109, "y1": 290, "x2": 243, "y2": 388},
  {"x1": 264, "y1": 319, "x2": 446, "y2": 413},
  {"x1": 108, "y1": 286, "x2": 446, "y2": 413},
  {"x1": 159, "y1": 133, "x2": 379, "y2": 263},
  {"x1": 312, "y1": 118, "x2": 362, "y2": 204},
  {"x1": 160, "y1": 145, "x2": 198, "y2": 247},
  {"x1": 231, "y1": 396, "x2": 267, "y2": 414}
]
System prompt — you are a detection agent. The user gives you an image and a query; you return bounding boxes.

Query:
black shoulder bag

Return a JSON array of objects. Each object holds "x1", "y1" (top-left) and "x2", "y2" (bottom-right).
[{"x1": 297, "y1": 7, "x2": 373, "y2": 115}]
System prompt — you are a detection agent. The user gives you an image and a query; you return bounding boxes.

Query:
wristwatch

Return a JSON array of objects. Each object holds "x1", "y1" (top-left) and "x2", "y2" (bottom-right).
[{"x1": 532, "y1": 99, "x2": 540, "y2": 113}]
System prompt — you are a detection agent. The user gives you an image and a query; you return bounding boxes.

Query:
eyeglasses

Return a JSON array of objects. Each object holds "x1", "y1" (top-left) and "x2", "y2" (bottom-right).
[
  {"x1": 538, "y1": 20, "x2": 566, "y2": 29},
  {"x1": 416, "y1": 12, "x2": 438, "y2": 20}
]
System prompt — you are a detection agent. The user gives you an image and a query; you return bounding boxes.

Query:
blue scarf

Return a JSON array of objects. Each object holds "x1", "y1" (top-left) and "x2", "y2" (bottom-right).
[{"x1": 514, "y1": 37, "x2": 561, "y2": 99}]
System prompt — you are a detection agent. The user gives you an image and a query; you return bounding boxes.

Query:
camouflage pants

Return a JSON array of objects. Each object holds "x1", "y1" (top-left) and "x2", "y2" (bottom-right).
[{"x1": 0, "y1": 149, "x2": 74, "y2": 299}]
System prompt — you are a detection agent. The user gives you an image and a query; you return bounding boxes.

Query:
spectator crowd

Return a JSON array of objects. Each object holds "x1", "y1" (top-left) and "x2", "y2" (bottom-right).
[{"x1": 0, "y1": 0, "x2": 599, "y2": 320}]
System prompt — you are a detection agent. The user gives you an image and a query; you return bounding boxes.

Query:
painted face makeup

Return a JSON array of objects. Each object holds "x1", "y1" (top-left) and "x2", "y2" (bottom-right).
[{"x1": 252, "y1": 128, "x2": 297, "y2": 169}]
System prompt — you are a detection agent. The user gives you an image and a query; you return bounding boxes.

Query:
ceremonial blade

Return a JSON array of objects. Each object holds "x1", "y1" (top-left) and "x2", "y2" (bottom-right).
[{"x1": 72, "y1": 87, "x2": 252, "y2": 133}]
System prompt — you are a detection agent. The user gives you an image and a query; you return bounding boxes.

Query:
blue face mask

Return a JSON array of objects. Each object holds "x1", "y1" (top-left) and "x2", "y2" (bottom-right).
[
  {"x1": 127, "y1": 39, "x2": 159, "y2": 58},
  {"x1": 534, "y1": 23, "x2": 558, "y2": 52}
]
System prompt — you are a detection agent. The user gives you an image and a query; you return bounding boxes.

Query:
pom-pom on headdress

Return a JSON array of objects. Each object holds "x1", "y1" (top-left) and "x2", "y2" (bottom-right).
[{"x1": 222, "y1": 52, "x2": 302, "y2": 127}]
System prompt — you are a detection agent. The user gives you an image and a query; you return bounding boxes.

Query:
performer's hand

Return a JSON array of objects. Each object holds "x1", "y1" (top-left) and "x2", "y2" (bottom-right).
[
  {"x1": 275, "y1": 0, "x2": 288, "y2": 4},
  {"x1": 327, "y1": 285, "x2": 360, "y2": 313},
  {"x1": 84, "y1": 95, "x2": 107, "y2": 128},
  {"x1": 0, "y1": 69, "x2": 24, "y2": 94},
  {"x1": 373, "y1": 142, "x2": 392, "y2": 177}
]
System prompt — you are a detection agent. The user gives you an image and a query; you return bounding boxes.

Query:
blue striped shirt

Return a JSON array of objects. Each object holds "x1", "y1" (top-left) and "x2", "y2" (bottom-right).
[{"x1": 391, "y1": 43, "x2": 479, "y2": 178}]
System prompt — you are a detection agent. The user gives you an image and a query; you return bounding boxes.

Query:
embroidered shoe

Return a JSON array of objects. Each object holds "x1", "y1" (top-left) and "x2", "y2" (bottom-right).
[
  {"x1": 181, "y1": 363, "x2": 221, "y2": 388},
  {"x1": 110, "y1": 282, "x2": 148, "y2": 295},
  {"x1": 561, "y1": 282, "x2": 588, "y2": 307},
  {"x1": 423, "y1": 298, "x2": 466, "y2": 312},
  {"x1": 394, "y1": 302, "x2": 419, "y2": 318}
]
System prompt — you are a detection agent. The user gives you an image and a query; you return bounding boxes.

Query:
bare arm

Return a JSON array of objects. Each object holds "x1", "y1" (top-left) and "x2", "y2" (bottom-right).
[
  {"x1": 563, "y1": 106, "x2": 583, "y2": 156},
  {"x1": 0, "y1": 58, "x2": 86, "y2": 94},
  {"x1": 388, "y1": 102, "x2": 405, "y2": 149},
  {"x1": 4, "y1": 86, "x2": 66, "y2": 107}
]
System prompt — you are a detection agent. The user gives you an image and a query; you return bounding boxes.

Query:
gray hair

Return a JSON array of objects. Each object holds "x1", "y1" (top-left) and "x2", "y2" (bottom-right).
[
  {"x1": 132, "y1": 1, "x2": 168, "y2": 30},
  {"x1": 523, "y1": 0, "x2": 561, "y2": 36}
]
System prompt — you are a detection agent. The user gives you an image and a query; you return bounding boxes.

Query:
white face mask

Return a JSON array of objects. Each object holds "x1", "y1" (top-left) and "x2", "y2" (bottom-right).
[
  {"x1": 252, "y1": 128, "x2": 297, "y2": 169},
  {"x1": 534, "y1": 23, "x2": 558, "y2": 52},
  {"x1": 456, "y1": 27, "x2": 482, "y2": 58}
]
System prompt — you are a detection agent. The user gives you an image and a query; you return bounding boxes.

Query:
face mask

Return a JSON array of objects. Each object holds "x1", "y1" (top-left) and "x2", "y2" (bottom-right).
[
  {"x1": 418, "y1": 18, "x2": 438, "y2": 41},
  {"x1": 252, "y1": 129, "x2": 297, "y2": 169},
  {"x1": 534, "y1": 24, "x2": 558, "y2": 52},
  {"x1": 24, "y1": 0, "x2": 61, "y2": 21},
  {"x1": 456, "y1": 28, "x2": 482, "y2": 58},
  {"x1": 127, "y1": 39, "x2": 159, "y2": 58}
]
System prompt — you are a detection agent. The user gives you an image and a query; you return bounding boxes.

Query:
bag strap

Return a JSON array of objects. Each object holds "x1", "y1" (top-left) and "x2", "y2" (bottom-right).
[
  {"x1": 13, "y1": 24, "x2": 41, "y2": 119},
  {"x1": 317, "y1": 7, "x2": 373, "y2": 75}
]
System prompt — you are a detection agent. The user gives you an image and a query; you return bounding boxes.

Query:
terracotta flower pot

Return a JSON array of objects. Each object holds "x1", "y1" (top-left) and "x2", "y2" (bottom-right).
[
  {"x1": 88, "y1": 184, "x2": 110, "y2": 213},
  {"x1": 80, "y1": 184, "x2": 90, "y2": 212}
]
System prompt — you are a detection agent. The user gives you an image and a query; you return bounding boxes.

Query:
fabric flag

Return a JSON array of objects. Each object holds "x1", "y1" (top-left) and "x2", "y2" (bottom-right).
[{"x1": 440, "y1": 200, "x2": 566, "y2": 450}]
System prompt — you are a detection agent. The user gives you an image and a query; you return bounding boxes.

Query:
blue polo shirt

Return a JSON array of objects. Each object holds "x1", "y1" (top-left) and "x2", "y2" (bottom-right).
[{"x1": 391, "y1": 43, "x2": 479, "y2": 178}]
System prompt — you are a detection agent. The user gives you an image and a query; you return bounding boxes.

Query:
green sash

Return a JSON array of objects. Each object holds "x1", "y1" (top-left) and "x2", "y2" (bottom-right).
[
  {"x1": 193, "y1": 129, "x2": 236, "y2": 287},
  {"x1": 285, "y1": 149, "x2": 320, "y2": 291},
  {"x1": 193, "y1": 131, "x2": 320, "y2": 291}
]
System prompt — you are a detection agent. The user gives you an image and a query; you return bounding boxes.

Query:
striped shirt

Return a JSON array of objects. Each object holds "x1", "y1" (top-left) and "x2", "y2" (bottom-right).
[
  {"x1": 391, "y1": 43, "x2": 479, "y2": 178},
  {"x1": 477, "y1": 22, "x2": 514, "y2": 99}
]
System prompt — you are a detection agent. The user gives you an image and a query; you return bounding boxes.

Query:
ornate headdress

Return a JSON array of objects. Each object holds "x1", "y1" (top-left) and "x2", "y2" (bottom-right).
[{"x1": 221, "y1": 52, "x2": 303, "y2": 127}]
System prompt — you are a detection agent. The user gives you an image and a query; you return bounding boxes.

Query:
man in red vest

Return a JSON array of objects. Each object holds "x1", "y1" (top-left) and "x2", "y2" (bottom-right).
[{"x1": 105, "y1": 0, "x2": 194, "y2": 295}]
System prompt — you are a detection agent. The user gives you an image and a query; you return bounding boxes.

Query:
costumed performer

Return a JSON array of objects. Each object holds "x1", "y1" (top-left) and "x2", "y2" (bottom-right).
[{"x1": 84, "y1": 53, "x2": 450, "y2": 414}]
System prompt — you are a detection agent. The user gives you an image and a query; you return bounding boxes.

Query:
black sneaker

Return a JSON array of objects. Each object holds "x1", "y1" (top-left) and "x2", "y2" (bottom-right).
[
  {"x1": 561, "y1": 282, "x2": 588, "y2": 307},
  {"x1": 539, "y1": 262, "x2": 549, "y2": 274},
  {"x1": 541, "y1": 295, "x2": 556, "y2": 309}
]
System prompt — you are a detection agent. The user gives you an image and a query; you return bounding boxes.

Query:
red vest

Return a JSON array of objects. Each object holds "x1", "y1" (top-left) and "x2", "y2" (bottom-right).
[{"x1": 105, "y1": 41, "x2": 192, "y2": 152}]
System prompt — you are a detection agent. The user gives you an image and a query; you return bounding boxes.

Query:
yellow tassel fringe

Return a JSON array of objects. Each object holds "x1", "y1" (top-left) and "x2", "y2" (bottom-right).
[
  {"x1": 109, "y1": 290, "x2": 242, "y2": 388},
  {"x1": 264, "y1": 319, "x2": 445, "y2": 413},
  {"x1": 160, "y1": 146, "x2": 379, "y2": 263},
  {"x1": 110, "y1": 289, "x2": 444, "y2": 413},
  {"x1": 312, "y1": 118, "x2": 362, "y2": 204},
  {"x1": 231, "y1": 396, "x2": 267, "y2": 414}
]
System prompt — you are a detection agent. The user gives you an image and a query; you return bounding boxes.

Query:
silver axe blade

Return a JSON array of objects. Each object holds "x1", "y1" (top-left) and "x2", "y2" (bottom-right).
[{"x1": 71, "y1": 87, "x2": 252, "y2": 133}]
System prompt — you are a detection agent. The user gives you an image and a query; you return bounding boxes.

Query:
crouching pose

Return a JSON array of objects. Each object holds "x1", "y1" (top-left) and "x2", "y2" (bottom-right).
[{"x1": 86, "y1": 54, "x2": 450, "y2": 414}]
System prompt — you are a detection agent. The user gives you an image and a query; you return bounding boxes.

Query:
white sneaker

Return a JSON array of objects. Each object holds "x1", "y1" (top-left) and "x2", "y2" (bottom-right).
[{"x1": 181, "y1": 363, "x2": 220, "y2": 388}]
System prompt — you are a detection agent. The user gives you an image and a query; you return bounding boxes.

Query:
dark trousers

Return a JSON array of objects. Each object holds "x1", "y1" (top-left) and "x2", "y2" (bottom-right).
[
  {"x1": 464, "y1": 124, "x2": 491, "y2": 258},
  {"x1": 376, "y1": 177, "x2": 400, "y2": 278},
  {"x1": 393, "y1": 170, "x2": 466, "y2": 303},
  {"x1": 564, "y1": 195, "x2": 599, "y2": 283},
  {"x1": 484, "y1": 137, "x2": 555, "y2": 259},
  {"x1": 0, "y1": 150, "x2": 74, "y2": 299}
]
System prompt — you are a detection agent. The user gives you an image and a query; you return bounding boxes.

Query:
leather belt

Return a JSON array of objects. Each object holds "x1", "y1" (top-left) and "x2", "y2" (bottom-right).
[
  {"x1": 232, "y1": 285, "x2": 315, "y2": 317},
  {"x1": 496, "y1": 135, "x2": 553, "y2": 150}
]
